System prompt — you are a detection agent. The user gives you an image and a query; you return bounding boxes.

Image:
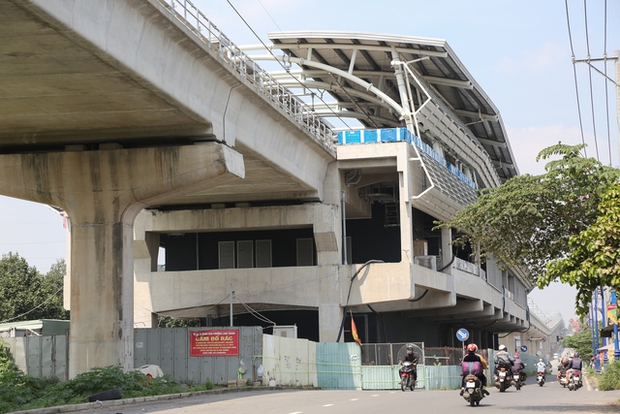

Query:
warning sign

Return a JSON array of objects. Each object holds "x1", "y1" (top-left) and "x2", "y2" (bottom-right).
[{"x1": 190, "y1": 329, "x2": 239, "y2": 357}]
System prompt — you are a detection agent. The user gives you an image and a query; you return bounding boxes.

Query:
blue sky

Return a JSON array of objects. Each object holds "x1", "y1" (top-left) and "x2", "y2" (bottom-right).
[{"x1": 2, "y1": 0, "x2": 619, "y2": 325}]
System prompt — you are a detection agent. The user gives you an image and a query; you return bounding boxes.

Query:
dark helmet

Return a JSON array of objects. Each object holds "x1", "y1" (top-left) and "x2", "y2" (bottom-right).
[{"x1": 406, "y1": 343, "x2": 414, "y2": 353}]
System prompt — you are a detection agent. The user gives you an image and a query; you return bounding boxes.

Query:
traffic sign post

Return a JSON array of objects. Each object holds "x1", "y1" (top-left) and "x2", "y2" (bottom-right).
[{"x1": 456, "y1": 328, "x2": 470, "y2": 356}]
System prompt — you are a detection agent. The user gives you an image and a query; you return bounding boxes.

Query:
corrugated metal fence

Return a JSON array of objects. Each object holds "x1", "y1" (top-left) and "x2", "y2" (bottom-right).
[{"x1": 3, "y1": 331, "x2": 470, "y2": 390}]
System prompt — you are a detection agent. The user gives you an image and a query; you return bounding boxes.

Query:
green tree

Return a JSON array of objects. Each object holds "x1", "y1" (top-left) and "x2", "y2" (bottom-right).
[
  {"x1": 541, "y1": 182, "x2": 620, "y2": 316},
  {"x1": 0, "y1": 254, "x2": 68, "y2": 323},
  {"x1": 561, "y1": 323, "x2": 595, "y2": 360},
  {"x1": 437, "y1": 143, "x2": 620, "y2": 318},
  {"x1": 41, "y1": 260, "x2": 69, "y2": 320}
]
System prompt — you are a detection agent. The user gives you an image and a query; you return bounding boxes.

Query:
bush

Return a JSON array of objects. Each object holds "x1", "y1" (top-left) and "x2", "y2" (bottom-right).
[
  {"x1": 598, "y1": 361, "x2": 620, "y2": 391},
  {"x1": 0, "y1": 342, "x2": 49, "y2": 413},
  {"x1": 0, "y1": 362, "x2": 216, "y2": 413}
]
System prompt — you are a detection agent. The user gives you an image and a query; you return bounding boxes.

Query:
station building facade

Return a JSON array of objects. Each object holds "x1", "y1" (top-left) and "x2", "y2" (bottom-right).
[{"x1": 132, "y1": 31, "x2": 533, "y2": 349}]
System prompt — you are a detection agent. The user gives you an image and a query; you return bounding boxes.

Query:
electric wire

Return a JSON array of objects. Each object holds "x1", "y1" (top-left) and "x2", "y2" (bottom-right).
[
  {"x1": 238, "y1": 299, "x2": 276, "y2": 326},
  {"x1": 602, "y1": 0, "x2": 612, "y2": 166},
  {"x1": 257, "y1": 0, "x2": 283, "y2": 33},
  {"x1": 224, "y1": 0, "x2": 354, "y2": 131},
  {"x1": 583, "y1": 0, "x2": 600, "y2": 160},
  {"x1": 0, "y1": 286, "x2": 63, "y2": 324},
  {"x1": 564, "y1": 0, "x2": 588, "y2": 155}
]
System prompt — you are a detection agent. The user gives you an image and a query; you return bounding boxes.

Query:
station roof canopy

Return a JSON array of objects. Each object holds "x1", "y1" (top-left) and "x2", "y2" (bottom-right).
[{"x1": 268, "y1": 31, "x2": 519, "y2": 181}]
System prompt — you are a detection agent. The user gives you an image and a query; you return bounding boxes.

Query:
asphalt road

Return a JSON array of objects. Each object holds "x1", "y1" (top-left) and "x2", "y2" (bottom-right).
[{"x1": 27, "y1": 375, "x2": 620, "y2": 414}]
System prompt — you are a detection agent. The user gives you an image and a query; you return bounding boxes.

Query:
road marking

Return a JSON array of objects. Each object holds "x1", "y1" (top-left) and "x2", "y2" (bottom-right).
[
  {"x1": 349, "y1": 398, "x2": 359, "y2": 401},
  {"x1": 323, "y1": 404, "x2": 334, "y2": 407},
  {"x1": 371, "y1": 394, "x2": 379, "y2": 397},
  {"x1": 288, "y1": 412, "x2": 302, "y2": 414}
]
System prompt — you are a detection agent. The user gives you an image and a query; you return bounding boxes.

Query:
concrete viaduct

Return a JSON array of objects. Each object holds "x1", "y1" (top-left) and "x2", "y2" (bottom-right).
[{"x1": 1, "y1": 0, "x2": 335, "y2": 377}]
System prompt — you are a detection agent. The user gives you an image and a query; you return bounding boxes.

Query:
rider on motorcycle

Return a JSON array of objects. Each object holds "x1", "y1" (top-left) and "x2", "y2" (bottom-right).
[
  {"x1": 400, "y1": 343, "x2": 419, "y2": 381},
  {"x1": 513, "y1": 352, "x2": 526, "y2": 383},
  {"x1": 535, "y1": 358, "x2": 546, "y2": 374},
  {"x1": 565, "y1": 352, "x2": 583, "y2": 382},
  {"x1": 460, "y1": 343, "x2": 489, "y2": 396},
  {"x1": 493, "y1": 344, "x2": 514, "y2": 375},
  {"x1": 557, "y1": 356, "x2": 570, "y2": 381}
]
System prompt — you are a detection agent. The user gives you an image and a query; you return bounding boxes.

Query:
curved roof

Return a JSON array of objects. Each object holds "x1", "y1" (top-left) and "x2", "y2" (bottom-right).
[{"x1": 267, "y1": 31, "x2": 519, "y2": 182}]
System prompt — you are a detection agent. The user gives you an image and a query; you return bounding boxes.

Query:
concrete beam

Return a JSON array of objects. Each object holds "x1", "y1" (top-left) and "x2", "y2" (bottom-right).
[{"x1": 0, "y1": 143, "x2": 243, "y2": 377}]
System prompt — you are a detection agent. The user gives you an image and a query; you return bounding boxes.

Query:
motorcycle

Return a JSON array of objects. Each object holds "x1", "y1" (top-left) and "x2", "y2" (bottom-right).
[
  {"x1": 567, "y1": 370, "x2": 582, "y2": 391},
  {"x1": 558, "y1": 368, "x2": 568, "y2": 387},
  {"x1": 511, "y1": 370, "x2": 525, "y2": 390},
  {"x1": 536, "y1": 370, "x2": 545, "y2": 386},
  {"x1": 399, "y1": 361, "x2": 416, "y2": 391},
  {"x1": 461, "y1": 374, "x2": 485, "y2": 407},
  {"x1": 494, "y1": 365, "x2": 511, "y2": 392}
]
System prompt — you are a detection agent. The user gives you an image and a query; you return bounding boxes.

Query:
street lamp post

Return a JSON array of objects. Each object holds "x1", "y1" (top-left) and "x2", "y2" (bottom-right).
[{"x1": 611, "y1": 289, "x2": 620, "y2": 360}]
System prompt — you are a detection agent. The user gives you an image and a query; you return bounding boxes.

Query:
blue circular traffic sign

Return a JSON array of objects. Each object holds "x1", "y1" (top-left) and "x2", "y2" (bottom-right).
[
  {"x1": 456, "y1": 328, "x2": 470, "y2": 342},
  {"x1": 520, "y1": 345, "x2": 528, "y2": 352}
]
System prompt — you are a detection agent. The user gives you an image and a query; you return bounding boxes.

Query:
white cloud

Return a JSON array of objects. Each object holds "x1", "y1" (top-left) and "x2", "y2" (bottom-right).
[{"x1": 506, "y1": 124, "x2": 584, "y2": 175}]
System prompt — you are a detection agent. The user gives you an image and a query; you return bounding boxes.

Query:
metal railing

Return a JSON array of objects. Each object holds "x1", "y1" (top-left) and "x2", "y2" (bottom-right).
[{"x1": 156, "y1": 0, "x2": 334, "y2": 151}]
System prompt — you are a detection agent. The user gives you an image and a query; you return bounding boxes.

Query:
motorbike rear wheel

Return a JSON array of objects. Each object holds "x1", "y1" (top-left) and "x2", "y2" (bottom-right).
[
  {"x1": 499, "y1": 381, "x2": 506, "y2": 392},
  {"x1": 470, "y1": 396, "x2": 475, "y2": 407}
]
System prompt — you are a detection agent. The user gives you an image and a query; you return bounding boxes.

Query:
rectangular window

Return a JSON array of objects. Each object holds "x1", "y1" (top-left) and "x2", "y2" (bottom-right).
[
  {"x1": 237, "y1": 240, "x2": 254, "y2": 268},
  {"x1": 296, "y1": 238, "x2": 314, "y2": 266},
  {"x1": 256, "y1": 240, "x2": 272, "y2": 268},
  {"x1": 218, "y1": 241, "x2": 235, "y2": 269}
]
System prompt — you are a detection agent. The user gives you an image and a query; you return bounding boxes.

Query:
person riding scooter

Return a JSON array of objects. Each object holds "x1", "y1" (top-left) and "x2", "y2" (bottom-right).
[
  {"x1": 557, "y1": 356, "x2": 570, "y2": 382},
  {"x1": 400, "y1": 344, "x2": 419, "y2": 382},
  {"x1": 513, "y1": 352, "x2": 526, "y2": 385},
  {"x1": 460, "y1": 343, "x2": 489, "y2": 396},
  {"x1": 565, "y1": 352, "x2": 583, "y2": 383},
  {"x1": 494, "y1": 344, "x2": 514, "y2": 374}
]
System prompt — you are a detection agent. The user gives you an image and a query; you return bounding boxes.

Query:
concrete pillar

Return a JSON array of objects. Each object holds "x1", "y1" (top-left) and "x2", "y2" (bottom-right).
[
  {"x1": 315, "y1": 162, "x2": 344, "y2": 342},
  {"x1": 398, "y1": 148, "x2": 414, "y2": 265},
  {"x1": 0, "y1": 143, "x2": 243, "y2": 377},
  {"x1": 441, "y1": 226, "x2": 452, "y2": 271}
]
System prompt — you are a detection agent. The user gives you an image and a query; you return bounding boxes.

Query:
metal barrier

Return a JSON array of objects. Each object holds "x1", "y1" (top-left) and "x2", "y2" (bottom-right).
[{"x1": 156, "y1": 0, "x2": 334, "y2": 151}]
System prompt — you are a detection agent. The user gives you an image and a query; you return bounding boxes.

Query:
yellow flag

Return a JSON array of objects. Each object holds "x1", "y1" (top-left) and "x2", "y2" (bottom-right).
[{"x1": 351, "y1": 311, "x2": 362, "y2": 347}]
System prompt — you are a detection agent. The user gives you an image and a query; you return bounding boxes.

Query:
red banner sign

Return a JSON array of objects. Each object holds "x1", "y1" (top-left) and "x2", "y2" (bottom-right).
[{"x1": 190, "y1": 329, "x2": 239, "y2": 357}]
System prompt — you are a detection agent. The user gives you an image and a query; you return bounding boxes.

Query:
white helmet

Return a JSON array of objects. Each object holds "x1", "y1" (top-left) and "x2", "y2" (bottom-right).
[{"x1": 498, "y1": 344, "x2": 507, "y2": 351}]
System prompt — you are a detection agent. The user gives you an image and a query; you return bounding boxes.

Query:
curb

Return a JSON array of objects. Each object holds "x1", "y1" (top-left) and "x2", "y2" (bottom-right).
[{"x1": 8, "y1": 386, "x2": 291, "y2": 414}]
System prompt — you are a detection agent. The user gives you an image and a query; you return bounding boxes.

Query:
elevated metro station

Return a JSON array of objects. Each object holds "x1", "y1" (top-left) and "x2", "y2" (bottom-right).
[
  {"x1": 133, "y1": 28, "x2": 533, "y2": 349},
  {"x1": 1, "y1": 0, "x2": 541, "y2": 376}
]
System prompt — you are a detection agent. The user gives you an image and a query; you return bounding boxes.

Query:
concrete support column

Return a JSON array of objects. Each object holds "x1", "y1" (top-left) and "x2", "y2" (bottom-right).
[
  {"x1": 315, "y1": 162, "x2": 344, "y2": 342},
  {"x1": 398, "y1": 149, "x2": 414, "y2": 265},
  {"x1": 441, "y1": 226, "x2": 452, "y2": 272},
  {"x1": 0, "y1": 143, "x2": 243, "y2": 377}
]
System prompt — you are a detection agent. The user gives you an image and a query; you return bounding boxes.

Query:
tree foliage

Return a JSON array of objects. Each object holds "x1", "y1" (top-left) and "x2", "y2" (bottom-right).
[
  {"x1": 541, "y1": 182, "x2": 620, "y2": 316},
  {"x1": 561, "y1": 323, "x2": 594, "y2": 360},
  {"x1": 0, "y1": 253, "x2": 68, "y2": 323},
  {"x1": 436, "y1": 143, "x2": 620, "y2": 318}
]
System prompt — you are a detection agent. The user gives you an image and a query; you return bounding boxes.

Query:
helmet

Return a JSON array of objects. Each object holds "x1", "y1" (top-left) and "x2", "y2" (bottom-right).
[
  {"x1": 467, "y1": 343, "x2": 478, "y2": 353},
  {"x1": 539, "y1": 358, "x2": 543, "y2": 362},
  {"x1": 406, "y1": 343, "x2": 414, "y2": 353},
  {"x1": 573, "y1": 352, "x2": 579, "y2": 357},
  {"x1": 514, "y1": 352, "x2": 519, "y2": 358},
  {"x1": 498, "y1": 344, "x2": 507, "y2": 351}
]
